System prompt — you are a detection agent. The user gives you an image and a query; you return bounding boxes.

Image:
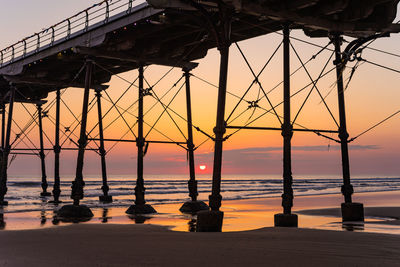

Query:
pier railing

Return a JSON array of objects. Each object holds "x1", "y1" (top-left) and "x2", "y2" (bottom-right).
[{"x1": 0, "y1": 0, "x2": 141, "y2": 68}]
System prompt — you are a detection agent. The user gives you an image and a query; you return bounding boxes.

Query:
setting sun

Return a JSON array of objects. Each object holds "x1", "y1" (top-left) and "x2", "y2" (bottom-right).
[{"x1": 199, "y1": 165, "x2": 206, "y2": 171}]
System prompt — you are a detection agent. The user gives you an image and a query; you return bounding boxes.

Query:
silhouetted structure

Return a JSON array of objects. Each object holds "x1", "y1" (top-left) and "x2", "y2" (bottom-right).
[{"x1": 0, "y1": 0, "x2": 398, "y2": 230}]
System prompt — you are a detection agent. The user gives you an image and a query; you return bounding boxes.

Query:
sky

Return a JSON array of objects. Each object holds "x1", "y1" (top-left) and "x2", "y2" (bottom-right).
[{"x1": 1, "y1": 0, "x2": 400, "y2": 178}]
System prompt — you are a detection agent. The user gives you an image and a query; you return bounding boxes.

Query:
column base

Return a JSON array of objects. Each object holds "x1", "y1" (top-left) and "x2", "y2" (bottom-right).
[
  {"x1": 179, "y1": 200, "x2": 209, "y2": 213},
  {"x1": 40, "y1": 192, "x2": 52, "y2": 197},
  {"x1": 57, "y1": 204, "x2": 94, "y2": 219},
  {"x1": 341, "y1": 202, "x2": 364, "y2": 222},
  {"x1": 99, "y1": 195, "x2": 113, "y2": 203},
  {"x1": 0, "y1": 201, "x2": 8, "y2": 206},
  {"x1": 126, "y1": 204, "x2": 157, "y2": 215},
  {"x1": 196, "y1": 210, "x2": 224, "y2": 232},
  {"x1": 274, "y1": 213, "x2": 298, "y2": 227}
]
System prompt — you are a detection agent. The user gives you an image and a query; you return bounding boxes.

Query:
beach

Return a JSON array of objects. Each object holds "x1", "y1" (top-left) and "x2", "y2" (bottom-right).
[
  {"x1": 1, "y1": 190, "x2": 400, "y2": 266},
  {"x1": 1, "y1": 224, "x2": 400, "y2": 267}
]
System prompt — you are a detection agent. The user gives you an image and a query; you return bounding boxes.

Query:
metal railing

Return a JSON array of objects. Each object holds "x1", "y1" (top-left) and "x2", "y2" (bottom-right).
[{"x1": 0, "y1": 0, "x2": 141, "y2": 68}]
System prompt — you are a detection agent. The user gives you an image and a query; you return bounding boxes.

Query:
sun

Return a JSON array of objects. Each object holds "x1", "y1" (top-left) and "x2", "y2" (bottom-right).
[{"x1": 199, "y1": 165, "x2": 206, "y2": 171}]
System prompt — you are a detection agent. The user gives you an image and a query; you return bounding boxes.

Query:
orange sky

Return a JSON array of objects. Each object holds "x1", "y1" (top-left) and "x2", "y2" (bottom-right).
[{"x1": 1, "y1": 1, "x2": 400, "y2": 177}]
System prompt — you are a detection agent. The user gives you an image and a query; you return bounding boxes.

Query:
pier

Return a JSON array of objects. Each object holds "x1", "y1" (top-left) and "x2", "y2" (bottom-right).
[{"x1": 0, "y1": 0, "x2": 400, "y2": 231}]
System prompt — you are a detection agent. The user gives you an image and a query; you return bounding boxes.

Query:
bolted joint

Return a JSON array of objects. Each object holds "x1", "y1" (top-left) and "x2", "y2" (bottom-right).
[
  {"x1": 78, "y1": 136, "x2": 88, "y2": 147},
  {"x1": 217, "y1": 40, "x2": 231, "y2": 52},
  {"x1": 213, "y1": 121, "x2": 227, "y2": 136},
  {"x1": 141, "y1": 87, "x2": 153, "y2": 97},
  {"x1": 338, "y1": 128, "x2": 349, "y2": 141},
  {"x1": 95, "y1": 90, "x2": 102, "y2": 97},
  {"x1": 247, "y1": 101, "x2": 259, "y2": 109},
  {"x1": 99, "y1": 147, "x2": 106, "y2": 156},
  {"x1": 53, "y1": 145, "x2": 61, "y2": 154},
  {"x1": 209, "y1": 193, "x2": 222, "y2": 211},
  {"x1": 187, "y1": 142, "x2": 195, "y2": 150},
  {"x1": 281, "y1": 123, "x2": 293, "y2": 138},
  {"x1": 341, "y1": 184, "x2": 354, "y2": 196},
  {"x1": 101, "y1": 185, "x2": 109, "y2": 194},
  {"x1": 52, "y1": 187, "x2": 61, "y2": 196},
  {"x1": 136, "y1": 137, "x2": 145, "y2": 147}
]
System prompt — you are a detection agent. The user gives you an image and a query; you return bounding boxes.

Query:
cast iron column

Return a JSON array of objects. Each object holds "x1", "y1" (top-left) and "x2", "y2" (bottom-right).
[
  {"x1": 126, "y1": 65, "x2": 156, "y2": 214},
  {"x1": 136, "y1": 65, "x2": 145, "y2": 206},
  {"x1": 179, "y1": 68, "x2": 209, "y2": 213},
  {"x1": 71, "y1": 60, "x2": 92, "y2": 205},
  {"x1": 37, "y1": 104, "x2": 50, "y2": 197},
  {"x1": 332, "y1": 34, "x2": 364, "y2": 221},
  {"x1": 58, "y1": 59, "x2": 94, "y2": 219},
  {"x1": 196, "y1": 5, "x2": 231, "y2": 232},
  {"x1": 51, "y1": 89, "x2": 61, "y2": 204},
  {"x1": 96, "y1": 89, "x2": 112, "y2": 202},
  {"x1": 274, "y1": 24, "x2": 298, "y2": 227},
  {"x1": 0, "y1": 86, "x2": 15, "y2": 206},
  {"x1": 185, "y1": 70, "x2": 197, "y2": 202},
  {"x1": 1, "y1": 103, "x2": 5, "y2": 149}
]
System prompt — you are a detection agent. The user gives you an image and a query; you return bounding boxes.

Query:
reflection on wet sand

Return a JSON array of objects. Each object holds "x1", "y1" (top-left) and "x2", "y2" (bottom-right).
[
  {"x1": 0, "y1": 192, "x2": 399, "y2": 235},
  {"x1": 100, "y1": 208, "x2": 110, "y2": 223},
  {"x1": 342, "y1": 222, "x2": 365, "y2": 231},
  {"x1": 127, "y1": 214, "x2": 152, "y2": 224},
  {"x1": 0, "y1": 213, "x2": 5, "y2": 230}
]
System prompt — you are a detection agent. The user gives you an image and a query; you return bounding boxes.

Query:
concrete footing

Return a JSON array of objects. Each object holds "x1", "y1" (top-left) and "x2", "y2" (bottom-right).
[
  {"x1": 179, "y1": 200, "x2": 209, "y2": 213},
  {"x1": 274, "y1": 213, "x2": 298, "y2": 227},
  {"x1": 341, "y1": 202, "x2": 364, "y2": 222},
  {"x1": 40, "y1": 192, "x2": 52, "y2": 197},
  {"x1": 99, "y1": 195, "x2": 113, "y2": 203},
  {"x1": 57, "y1": 204, "x2": 94, "y2": 219},
  {"x1": 196, "y1": 210, "x2": 224, "y2": 232},
  {"x1": 126, "y1": 204, "x2": 157, "y2": 215}
]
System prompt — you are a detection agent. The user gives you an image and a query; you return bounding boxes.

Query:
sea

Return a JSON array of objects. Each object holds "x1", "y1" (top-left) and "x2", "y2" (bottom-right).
[{"x1": 2, "y1": 174, "x2": 400, "y2": 213}]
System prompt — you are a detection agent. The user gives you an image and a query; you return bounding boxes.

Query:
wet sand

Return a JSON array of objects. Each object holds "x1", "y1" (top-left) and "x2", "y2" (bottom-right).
[
  {"x1": 1, "y1": 190, "x2": 400, "y2": 233},
  {"x1": 1, "y1": 191, "x2": 400, "y2": 266}
]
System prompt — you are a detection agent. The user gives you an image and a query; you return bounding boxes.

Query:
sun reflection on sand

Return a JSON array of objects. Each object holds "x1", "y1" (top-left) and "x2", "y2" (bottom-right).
[{"x1": 1, "y1": 191, "x2": 400, "y2": 235}]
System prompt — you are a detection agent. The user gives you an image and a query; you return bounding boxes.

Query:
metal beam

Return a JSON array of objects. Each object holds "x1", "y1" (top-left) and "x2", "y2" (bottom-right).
[
  {"x1": 4, "y1": 76, "x2": 109, "y2": 90},
  {"x1": 0, "y1": 86, "x2": 15, "y2": 205},
  {"x1": 51, "y1": 88, "x2": 61, "y2": 204},
  {"x1": 71, "y1": 59, "x2": 93, "y2": 206},
  {"x1": 226, "y1": 125, "x2": 338, "y2": 133},
  {"x1": 74, "y1": 46, "x2": 199, "y2": 69},
  {"x1": 37, "y1": 103, "x2": 51, "y2": 197}
]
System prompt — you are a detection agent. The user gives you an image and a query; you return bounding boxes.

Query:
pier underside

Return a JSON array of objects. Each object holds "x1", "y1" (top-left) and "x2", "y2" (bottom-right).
[{"x1": 0, "y1": 0, "x2": 398, "y2": 230}]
